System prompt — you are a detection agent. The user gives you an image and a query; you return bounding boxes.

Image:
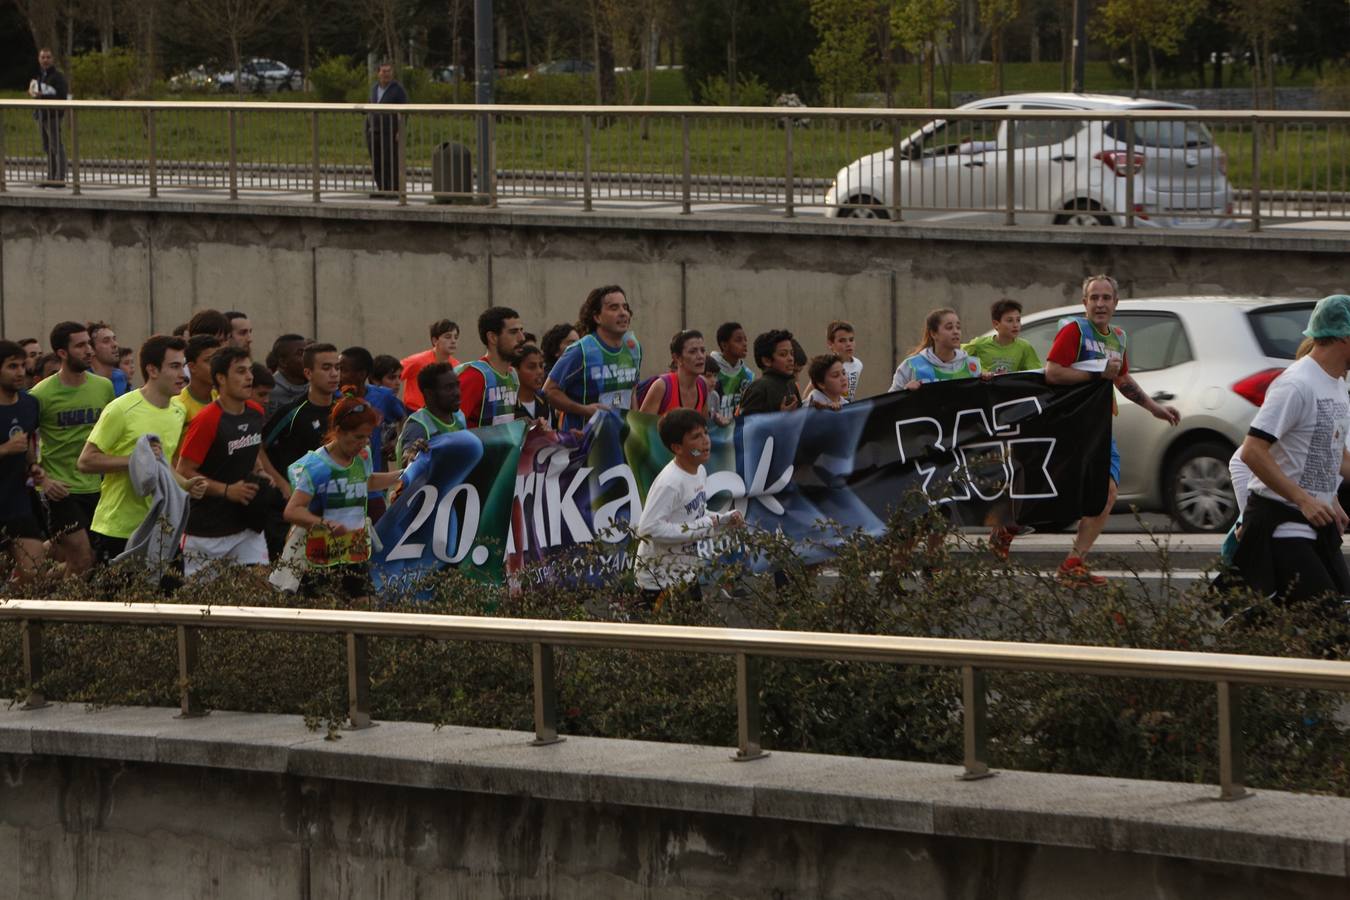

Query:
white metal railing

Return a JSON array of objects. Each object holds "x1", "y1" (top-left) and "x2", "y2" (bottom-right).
[
  {"x1": 1, "y1": 100, "x2": 1347, "y2": 229},
  {"x1": 5, "y1": 598, "x2": 1350, "y2": 800}
]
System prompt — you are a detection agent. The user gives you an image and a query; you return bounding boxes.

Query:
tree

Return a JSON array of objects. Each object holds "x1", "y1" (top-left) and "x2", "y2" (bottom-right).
[
  {"x1": 893, "y1": 0, "x2": 956, "y2": 106},
  {"x1": 978, "y1": 0, "x2": 1019, "y2": 93},
  {"x1": 181, "y1": 0, "x2": 284, "y2": 91},
  {"x1": 809, "y1": 0, "x2": 877, "y2": 106},
  {"x1": 1095, "y1": 0, "x2": 1203, "y2": 95},
  {"x1": 1228, "y1": 0, "x2": 1299, "y2": 108}
]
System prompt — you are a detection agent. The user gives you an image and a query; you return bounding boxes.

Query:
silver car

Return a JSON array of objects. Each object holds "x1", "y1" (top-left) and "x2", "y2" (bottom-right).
[
  {"x1": 826, "y1": 93, "x2": 1232, "y2": 228},
  {"x1": 1016, "y1": 297, "x2": 1314, "y2": 531}
]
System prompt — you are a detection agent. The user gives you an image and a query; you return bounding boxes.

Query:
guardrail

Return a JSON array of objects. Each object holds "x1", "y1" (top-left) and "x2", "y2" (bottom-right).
[
  {"x1": 0, "y1": 101, "x2": 1347, "y2": 229},
  {"x1": 5, "y1": 598, "x2": 1350, "y2": 800}
]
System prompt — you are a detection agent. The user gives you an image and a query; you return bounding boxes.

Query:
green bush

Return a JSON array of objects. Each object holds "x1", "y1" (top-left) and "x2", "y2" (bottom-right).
[
  {"x1": 496, "y1": 73, "x2": 596, "y2": 105},
  {"x1": 695, "y1": 74, "x2": 774, "y2": 106},
  {"x1": 2, "y1": 508, "x2": 1347, "y2": 795},
  {"x1": 310, "y1": 55, "x2": 366, "y2": 103},
  {"x1": 1315, "y1": 66, "x2": 1350, "y2": 111},
  {"x1": 69, "y1": 49, "x2": 140, "y2": 100}
]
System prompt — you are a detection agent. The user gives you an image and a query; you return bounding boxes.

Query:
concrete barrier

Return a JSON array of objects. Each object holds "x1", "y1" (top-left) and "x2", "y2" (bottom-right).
[
  {"x1": 1, "y1": 702, "x2": 1347, "y2": 899},
  {"x1": 0, "y1": 194, "x2": 1343, "y2": 397}
]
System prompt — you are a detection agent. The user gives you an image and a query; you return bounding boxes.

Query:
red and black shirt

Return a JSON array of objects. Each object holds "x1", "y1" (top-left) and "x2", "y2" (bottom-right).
[{"x1": 180, "y1": 399, "x2": 265, "y2": 536}]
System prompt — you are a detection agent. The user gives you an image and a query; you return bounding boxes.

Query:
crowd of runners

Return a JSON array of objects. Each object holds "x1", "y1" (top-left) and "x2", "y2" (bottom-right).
[{"x1": 3, "y1": 280, "x2": 1347, "y2": 608}]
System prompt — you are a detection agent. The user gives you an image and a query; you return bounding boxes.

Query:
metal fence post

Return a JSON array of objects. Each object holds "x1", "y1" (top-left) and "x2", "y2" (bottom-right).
[
  {"x1": 582, "y1": 113, "x2": 593, "y2": 212},
  {"x1": 396, "y1": 112, "x2": 407, "y2": 206},
  {"x1": 1217, "y1": 681, "x2": 1248, "y2": 800},
  {"x1": 176, "y1": 625, "x2": 205, "y2": 718},
  {"x1": 681, "y1": 115, "x2": 692, "y2": 215},
  {"x1": 346, "y1": 633, "x2": 373, "y2": 729},
  {"x1": 0, "y1": 110, "x2": 6, "y2": 192},
  {"x1": 960, "y1": 666, "x2": 995, "y2": 779},
  {"x1": 1249, "y1": 122, "x2": 1262, "y2": 233},
  {"x1": 733, "y1": 653, "x2": 768, "y2": 761},
  {"x1": 783, "y1": 116, "x2": 794, "y2": 218},
  {"x1": 227, "y1": 109, "x2": 238, "y2": 200},
  {"x1": 1124, "y1": 118, "x2": 1135, "y2": 228},
  {"x1": 890, "y1": 119, "x2": 903, "y2": 221},
  {"x1": 530, "y1": 642, "x2": 564, "y2": 746},
  {"x1": 147, "y1": 109, "x2": 157, "y2": 199},
  {"x1": 1004, "y1": 124, "x2": 1016, "y2": 226},
  {"x1": 310, "y1": 110, "x2": 321, "y2": 203},
  {"x1": 21, "y1": 620, "x2": 45, "y2": 710},
  {"x1": 68, "y1": 108, "x2": 80, "y2": 195}
]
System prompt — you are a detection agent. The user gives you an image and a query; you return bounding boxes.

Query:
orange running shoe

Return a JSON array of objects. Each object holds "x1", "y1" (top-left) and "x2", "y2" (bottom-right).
[{"x1": 1057, "y1": 556, "x2": 1107, "y2": 587}]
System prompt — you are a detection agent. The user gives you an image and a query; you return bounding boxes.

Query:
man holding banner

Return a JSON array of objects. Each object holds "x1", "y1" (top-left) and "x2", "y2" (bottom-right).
[
  {"x1": 544, "y1": 286, "x2": 643, "y2": 431},
  {"x1": 1045, "y1": 274, "x2": 1180, "y2": 586},
  {"x1": 396, "y1": 363, "x2": 466, "y2": 466},
  {"x1": 457, "y1": 307, "x2": 525, "y2": 429}
]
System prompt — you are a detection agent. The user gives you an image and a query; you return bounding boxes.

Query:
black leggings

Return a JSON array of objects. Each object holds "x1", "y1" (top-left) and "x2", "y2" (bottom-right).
[{"x1": 1272, "y1": 537, "x2": 1350, "y2": 605}]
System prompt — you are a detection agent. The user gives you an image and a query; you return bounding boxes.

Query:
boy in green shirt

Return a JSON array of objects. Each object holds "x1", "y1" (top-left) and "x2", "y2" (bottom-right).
[{"x1": 963, "y1": 298, "x2": 1041, "y2": 376}]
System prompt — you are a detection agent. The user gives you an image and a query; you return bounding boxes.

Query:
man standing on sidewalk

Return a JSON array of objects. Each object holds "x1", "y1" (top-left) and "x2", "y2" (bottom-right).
[
  {"x1": 366, "y1": 62, "x2": 407, "y2": 197},
  {"x1": 1044, "y1": 274, "x2": 1180, "y2": 586},
  {"x1": 28, "y1": 48, "x2": 68, "y2": 187}
]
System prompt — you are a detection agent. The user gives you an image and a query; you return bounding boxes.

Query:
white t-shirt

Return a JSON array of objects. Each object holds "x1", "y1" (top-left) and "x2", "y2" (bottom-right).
[
  {"x1": 841, "y1": 357, "x2": 863, "y2": 402},
  {"x1": 634, "y1": 462, "x2": 732, "y2": 590},
  {"x1": 804, "y1": 388, "x2": 848, "y2": 410},
  {"x1": 1247, "y1": 356, "x2": 1350, "y2": 540}
]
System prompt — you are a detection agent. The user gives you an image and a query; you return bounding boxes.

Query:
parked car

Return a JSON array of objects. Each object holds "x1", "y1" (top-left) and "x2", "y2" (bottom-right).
[
  {"x1": 1013, "y1": 297, "x2": 1314, "y2": 532},
  {"x1": 523, "y1": 59, "x2": 594, "y2": 79},
  {"x1": 167, "y1": 65, "x2": 216, "y2": 92},
  {"x1": 216, "y1": 59, "x2": 303, "y2": 93},
  {"x1": 826, "y1": 93, "x2": 1233, "y2": 228}
]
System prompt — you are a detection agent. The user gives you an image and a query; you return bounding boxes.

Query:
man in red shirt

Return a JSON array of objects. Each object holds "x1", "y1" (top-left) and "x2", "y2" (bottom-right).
[
  {"x1": 457, "y1": 307, "x2": 526, "y2": 428},
  {"x1": 400, "y1": 318, "x2": 459, "y2": 412},
  {"x1": 1045, "y1": 274, "x2": 1180, "y2": 586}
]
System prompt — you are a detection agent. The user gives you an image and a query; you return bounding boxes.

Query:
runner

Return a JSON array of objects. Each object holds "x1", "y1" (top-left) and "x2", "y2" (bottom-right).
[
  {"x1": 1233, "y1": 294, "x2": 1350, "y2": 605},
  {"x1": 175, "y1": 346, "x2": 270, "y2": 578},
  {"x1": 543, "y1": 286, "x2": 642, "y2": 431},
  {"x1": 738, "y1": 329, "x2": 801, "y2": 415},
  {"x1": 340, "y1": 346, "x2": 407, "y2": 521},
  {"x1": 396, "y1": 363, "x2": 466, "y2": 465},
  {"x1": 267, "y1": 334, "x2": 309, "y2": 415},
  {"x1": 706, "y1": 322, "x2": 754, "y2": 423},
  {"x1": 261, "y1": 342, "x2": 342, "y2": 478},
  {"x1": 18, "y1": 338, "x2": 40, "y2": 387},
  {"x1": 541, "y1": 323, "x2": 580, "y2": 374},
  {"x1": 187, "y1": 309, "x2": 231, "y2": 341},
  {"x1": 804, "y1": 353, "x2": 850, "y2": 410},
  {"x1": 400, "y1": 319, "x2": 460, "y2": 412},
  {"x1": 87, "y1": 321, "x2": 129, "y2": 396},
  {"x1": 117, "y1": 347, "x2": 136, "y2": 388},
  {"x1": 283, "y1": 396, "x2": 404, "y2": 600},
  {"x1": 0, "y1": 340, "x2": 46, "y2": 581},
  {"x1": 890, "y1": 309, "x2": 981, "y2": 391},
  {"x1": 78, "y1": 335, "x2": 207, "y2": 562},
  {"x1": 249, "y1": 363, "x2": 275, "y2": 409},
  {"x1": 371, "y1": 354, "x2": 403, "y2": 393},
  {"x1": 963, "y1": 298, "x2": 1041, "y2": 376},
  {"x1": 224, "y1": 311, "x2": 253, "y2": 352},
  {"x1": 457, "y1": 307, "x2": 525, "y2": 429},
  {"x1": 826, "y1": 321, "x2": 864, "y2": 402},
  {"x1": 513, "y1": 344, "x2": 552, "y2": 426},
  {"x1": 638, "y1": 330, "x2": 709, "y2": 416},
  {"x1": 171, "y1": 334, "x2": 222, "y2": 426},
  {"x1": 1044, "y1": 275, "x2": 1180, "y2": 586},
  {"x1": 28, "y1": 321, "x2": 112, "y2": 574}
]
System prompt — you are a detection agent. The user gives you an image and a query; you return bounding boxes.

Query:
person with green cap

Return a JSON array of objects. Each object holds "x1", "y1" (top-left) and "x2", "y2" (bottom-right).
[{"x1": 1233, "y1": 293, "x2": 1350, "y2": 605}]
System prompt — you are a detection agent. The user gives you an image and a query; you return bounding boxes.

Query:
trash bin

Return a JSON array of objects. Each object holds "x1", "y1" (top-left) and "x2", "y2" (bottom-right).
[{"x1": 431, "y1": 141, "x2": 474, "y2": 204}]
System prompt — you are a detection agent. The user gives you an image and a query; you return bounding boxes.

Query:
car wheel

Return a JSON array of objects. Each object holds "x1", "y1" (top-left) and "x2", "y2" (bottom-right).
[
  {"x1": 838, "y1": 197, "x2": 890, "y2": 220},
  {"x1": 1054, "y1": 200, "x2": 1112, "y2": 227},
  {"x1": 1165, "y1": 442, "x2": 1238, "y2": 533}
]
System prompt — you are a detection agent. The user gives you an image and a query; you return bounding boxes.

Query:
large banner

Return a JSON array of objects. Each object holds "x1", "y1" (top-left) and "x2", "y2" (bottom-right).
[{"x1": 371, "y1": 376, "x2": 1111, "y2": 586}]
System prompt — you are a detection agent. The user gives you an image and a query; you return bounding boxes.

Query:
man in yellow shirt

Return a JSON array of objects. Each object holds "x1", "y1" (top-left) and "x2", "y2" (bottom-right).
[
  {"x1": 78, "y1": 335, "x2": 207, "y2": 562},
  {"x1": 171, "y1": 334, "x2": 222, "y2": 425}
]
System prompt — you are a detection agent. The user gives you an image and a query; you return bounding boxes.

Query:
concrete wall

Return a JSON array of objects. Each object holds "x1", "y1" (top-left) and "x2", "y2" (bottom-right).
[
  {"x1": 2, "y1": 703, "x2": 1348, "y2": 900},
  {"x1": 0, "y1": 196, "x2": 1343, "y2": 397}
]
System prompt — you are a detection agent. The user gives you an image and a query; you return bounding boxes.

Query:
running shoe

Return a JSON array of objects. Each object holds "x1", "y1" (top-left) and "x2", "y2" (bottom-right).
[{"x1": 1057, "y1": 556, "x2": 1106, "y2": 587}]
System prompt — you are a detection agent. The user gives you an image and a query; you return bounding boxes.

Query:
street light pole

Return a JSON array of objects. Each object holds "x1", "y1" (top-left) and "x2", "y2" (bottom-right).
[
  {"x1": 1070, "y1": 0, "x2": 1086, "y2": 93},
  {"x1": 475, "y1": 0, "x2": 494, "y2": 198}
]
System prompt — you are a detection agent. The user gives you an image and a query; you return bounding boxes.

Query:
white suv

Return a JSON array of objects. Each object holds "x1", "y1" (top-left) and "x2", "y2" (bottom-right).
[{"x1": 825, "y1": 93, "x2": 1232, "y2": 228}]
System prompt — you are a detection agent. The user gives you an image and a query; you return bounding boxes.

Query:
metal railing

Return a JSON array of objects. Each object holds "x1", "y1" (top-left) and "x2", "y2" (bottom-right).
[
  {"x1": 5, "y1": 598, "x2": 1350, "y2": 800},
  {"x1": 1, "y1": 100, "x2": 1347, "y2": 229}
]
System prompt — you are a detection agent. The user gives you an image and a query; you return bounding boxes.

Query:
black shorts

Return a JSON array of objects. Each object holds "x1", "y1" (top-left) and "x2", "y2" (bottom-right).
[
  {"x1": 90, "y1": 532, "x2": 128, "y2": 565},
  {"x1": 45, "y1": 491, "x2": 98, "y2": 537},
  {"x1": 0, "y1": 515, "x2": 45, "y2": 547}
]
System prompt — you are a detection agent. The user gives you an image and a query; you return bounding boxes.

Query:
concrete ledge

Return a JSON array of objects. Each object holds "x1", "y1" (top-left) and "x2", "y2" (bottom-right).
[
  {"x1": 0, "y1": 190, "x2": 1345, "y2": 253},
  {"x1": 2, "y1": 700, "x2": 1346, "y2": 878}
]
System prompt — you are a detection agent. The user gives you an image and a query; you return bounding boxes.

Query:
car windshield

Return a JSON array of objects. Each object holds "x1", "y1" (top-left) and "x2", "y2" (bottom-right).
[
  {"x1": 1248, "y1": 305, "x2": 1314, "y2": 359},
  {"x1": 1105, "y1": 115, "x2": 1212, "y2": 149}
]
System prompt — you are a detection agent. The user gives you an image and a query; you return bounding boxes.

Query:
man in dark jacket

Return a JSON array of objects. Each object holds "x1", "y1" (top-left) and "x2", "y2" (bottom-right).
[
  {"x1": 28, "y1": 48, "x2": 69, "y2": 186},
  {"x1": 365, "y1": 62, "x2": 408, "y2": 196}
]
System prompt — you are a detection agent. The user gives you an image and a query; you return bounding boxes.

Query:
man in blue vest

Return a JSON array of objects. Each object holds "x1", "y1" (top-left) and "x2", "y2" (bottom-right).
[
  {"x1": 543, "y1": 285, "x2": 644, "y2": 431},
  {"x1": 366, "y1": 62, "x2": 407, "y2": 197}
]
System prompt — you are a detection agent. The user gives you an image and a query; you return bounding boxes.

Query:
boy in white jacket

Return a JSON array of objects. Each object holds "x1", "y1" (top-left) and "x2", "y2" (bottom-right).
[{"x1": 635, "y1": 408, "x2": 743, "y2": 609}]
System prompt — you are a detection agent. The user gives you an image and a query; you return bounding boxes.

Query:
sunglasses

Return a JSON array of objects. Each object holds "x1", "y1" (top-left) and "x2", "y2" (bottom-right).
[{"x1": 336, "y1": 402, "x2": 368, "y2": 427}]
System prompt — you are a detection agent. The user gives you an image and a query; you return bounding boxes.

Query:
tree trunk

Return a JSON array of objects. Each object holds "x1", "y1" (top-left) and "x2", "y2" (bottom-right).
[
  {"x1": 1147, "y1": 43, "x2": 1157, "y2": 92},
  {"x1": 591, "y1": 0, "x2": 602, "y2": 104},
  {"x1": 1249, "y1": 39, "x2": 1260, "y2": 108},
  {"x1": 232, "y1": 35, "x2": 244, "y2": 95},
  {"x1": 925, "y1": 42, "x2": 935, "y2": 108},
  {"x1": 1130, "y1": 36, "x2": 1139, "y2": 98},
  {"x1": 726, "y1": 6, "x2": 738, "y2": 105},
  {"x1": 992, "y1": 28, "x2": 1003, "y2": 94},
  {"x1": 1030, "y1": 25, "x2": 1039, "y2": 64},
  {"x1": 450, "y1": 0, "x2": 462, "y2": 102},
  {"x1": 1211, "y1": 52, "x2": 1222, "y2": 89}
]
